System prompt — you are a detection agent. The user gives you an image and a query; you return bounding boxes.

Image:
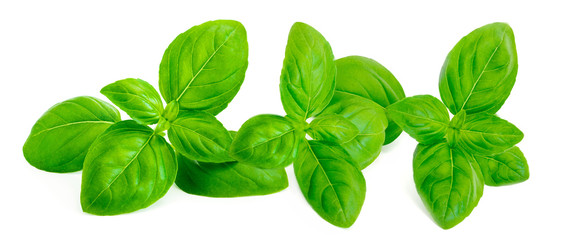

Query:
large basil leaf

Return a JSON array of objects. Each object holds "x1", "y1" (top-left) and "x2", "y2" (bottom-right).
[
  {"x1": 81, "y1": 120, "x2": 177, "y2": 215},
  {"x1": 458, "y1": 113, "x2": 523, "y2": 155},
  {"x1": 439, "y1": 22, "x2": 518, "y2": 115},
  {"x1": 168, "y1": 111, "x2": 232, "y2": 163},
  {"x1": 335, "y1": 55, "x2": 405, "y2": 145},
  {"x1": 413, "y1": 140, "x2": 484, "y2": 229},
  {"x1": 320, "y1": 92, "x2": 387, "y2": 169},
  {"x1": 307, "y1": 114, "x2": 359, "y2": 144},
  {"x1": 294, "y1": 141, "x2": 366, "y2": 228},
  {"x1": 159, "y1": 20, "x2": 248, "y2": 115},
  {"x1": 175, "y1": 153, "x2": 288, "y2": 197},
  {"x1": 387, "y1": 95, "x2": 450, "y2": 145},
  {"x1": 474, "y1": 146, "x2": 529, "y2": 186},
  {"x1": 23, "y1": 96, "x2": 120, "y2": 173},
  {"x1": 230, "y1": 114, "x2": 305, "y2": 169},
  {"x1": 101, "y1": 78, "x2": 163, "y2": 125},
  {"x1": 280, "y1": 22, "x2": 336, "y2": 121}
]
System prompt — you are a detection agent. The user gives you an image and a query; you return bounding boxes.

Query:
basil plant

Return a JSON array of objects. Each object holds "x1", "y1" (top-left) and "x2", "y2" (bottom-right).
[
  {"x1": 387, "y1": 22, "x2": 529, "y2": 229},
  {"x1": 23, "y1": 20, "x2": 289, "y2": 215},
  {"x1": 229, "y1": 22, "x2": 405, "y2": 228}
]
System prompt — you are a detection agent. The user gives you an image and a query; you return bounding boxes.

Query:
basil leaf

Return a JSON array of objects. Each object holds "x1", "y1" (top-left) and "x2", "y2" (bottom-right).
[
  {"x1": 229, "y1": 114, "x2": 305, "y2": 169},
  {"x1": 320, "y1": 92, "x2": 387, "y2": 169},
  {"x1": 307, "y1": 114, "x2": 359, "y2": 144},
  {"x1": 159, "y1": 20, "x2": 248, "y2": 115},
  {"x1": 439, "y1": 22, "x2": 518, "y2": 115},
  {"x1": 101, "y1": 78, "x2": 163, "y2": 125},
  {"x1": 280, "y1": 22, "x2": 336, "y2": 121},
  {"x1": 474, "y1": 146, "x2": 529, "y2": 186},
  {"x1": 387, "y1": 95, "x2": 450, "y2": 145},
  {"x1": 459, "y1": 113, "x2": 523, "y2": 155},
  {"x1": 335, "y1": 55, "x2": 405, "y2": 145},
  {"x1": 23, "y1": 96, "x2": 120, "y2": 173},
  {"x1": 168, "y1": 111, "x2": 232, "y2": 163},
  {"x1": 81, "y1": 120, "x2": 177, "y2": 215},
  {"x1": 413, "y1": 140, "x2": 484, "y2": 229},
  {"x1": 175, "y1": 152, "x2": 288, "y2": 197},
  {"x1": 294, "y1": 141, "x2": 366, "y2": 228}
]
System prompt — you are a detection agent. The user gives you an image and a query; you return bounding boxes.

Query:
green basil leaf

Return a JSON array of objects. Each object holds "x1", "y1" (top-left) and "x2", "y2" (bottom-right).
[
  {"x1": 439, "y1": 22, "x2": 518, "y2": 115},
  {"x1": 413, "y1": 140, "x2": 484, "y2": 229},
  {"x1": 474, "y1": 146, "x2": 529, "y2": 186},
  {"x1": 294, "y1": 140, "x2": 366, "y2": 228},
  {"x1": 23, "y1": 96, "x2": 120, "y2": 173},
  {"x1": 335, "y1": 55, "x2": 405, "y2": 145},
  {"x1": 159, "y1": 20, "x2": 248, "y2": 115},
  {"x1": 320, "y1": 92, "x2": 387, "y2": 169},
  {"x1": 101, "y1": 78, "x2": 163, "y2": 125},
  {"x1": 175, "y1": 152, "x2": 288, "y2": 197},
  {"x1": 230, "y1": 114, "x2": 305, "y2": 169},
  {"x1": 459, "y1": 113, "x2": 523, "y2": 155},
  {"x1": 168, "y1": 111, "x2": 232, "y2": 163},
  {"x1": 307, "y1": 114, "x2": 359, "y2": 144},
  {"x1": 387, "y1": 95, "x2": 450, "y2": 145},
  {"x1": 81, "y1": 120, "x2": 177, "y2": 215},
  {"x1": 280, "y1": 22, "x2": 336, "y2": 121}
]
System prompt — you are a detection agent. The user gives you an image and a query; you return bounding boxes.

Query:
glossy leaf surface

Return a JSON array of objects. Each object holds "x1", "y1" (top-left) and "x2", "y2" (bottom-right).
[
  {"x1": 23, "y1": 96, "x2": 120, "y2": 172},
  {"x1": 175, "y1": 153, "x2": 288, "y2": 197},
  {"x1": 439, "y1": 22, "x2": 518, "y2": 115},
  {"x1": 413, "y1": 141, "x2": 484, "y2": 229},
  {"x1": 474, "y1": 146, "x2": 529, "y2": 186},
  {"x1": 280, "y1": 22, "x2": 336, "y2": 121},
  {"x1": 387, "y1": 95, "x2": 450, "y2": 145},
  {"x1": 307, "y1": 114, "x2": 359, "y2": 144},
  {"x1": 294, "y1": 141, "x2": 366, "y2": 228},
  {"x1": 81, "y1": 121, "x2": 177, "y2": 215},
  {"x1": 230, "y1": 114, "x2": 304, "y2": 169},
  {"x1": 459, "y1": 113, "x2": 523, "y2": 155},
  {"x1": 320, "y1": 92, "x2": 387, "y2": 169},
  {"x1": 168, "y1": 111, "x2": 232, "y2": 163},
  {"x1": 335, "y1": 55, "x2": 405, "y2": 144},
  {"x1": 101, "y1": 78, "x2": 164, "y2": 125},
  {"x1": 159, "y1": 20, "x2": 248, "y2": 115}
]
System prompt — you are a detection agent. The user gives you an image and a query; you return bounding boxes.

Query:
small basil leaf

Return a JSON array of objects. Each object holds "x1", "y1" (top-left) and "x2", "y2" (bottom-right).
[
  {"x1": 320, "y1": 92, "x2": 387, "y2": 169},
  {"x1": 175, "y1": 152, "x2": 288, "y2": 197},
  {"x1": 446, "y1": 111, "x2": 466, "y2": 147},
  {"x1": 335, "y1": 55, "x2": 406, "y2": 145},
  {"x1": 230, "y1": 114, "x2": 305, "y2": 169},
  {"x1": 459, "y1": 113, "x2": 523, "y2": 155},
  {"x1": 101, "y1": 78, "x2": 163, "y2": 125},
  {"x1": 168, "y1": 111, "x2": 232, "y2": 163},
  {"x1": 307, "y1": 114, "x2": 359, "y2": 144},
  {"x1": 387, "y1": 95, "x2": 450, "y2": 145},
  {"x1": 280, "y1": 22, "x2": 336, "y2": 121},
  {"x1": 413, "y1": 140, "x2": 484, "y2": 229},
  {"x1": 159, "y1": 20, "x2": 248, "y2": 115},
  {"x1": 474, "y1": 146, "x2": 529, "y2": 186},
  {"x1": 23, "y1": 96, "x2": 120, "y2": 173},
  {"x1": 80, "y1": 120, "x2": 177, "y2": 215},
  {"x1": 294, "y1": 140, "x2": 366, "y2": 228},
  {"x1": 439, "y1": 22, "x2": 518, "y2": 115}
]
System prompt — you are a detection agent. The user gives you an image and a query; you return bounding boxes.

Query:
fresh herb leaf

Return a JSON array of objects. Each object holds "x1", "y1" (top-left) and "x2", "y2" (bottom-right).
[
  {"x1": 80, "y1": 120, "x2": 177, "y2": 215},
  {"x1": 23, "y1": 96, "x2": 120, "y2": 172},
  {"x1": 294, "y1": 141, "x2": 366, "y2": 228},
  {"x1": 101, "y1": 78, "x2": 163, "y2": 125}
]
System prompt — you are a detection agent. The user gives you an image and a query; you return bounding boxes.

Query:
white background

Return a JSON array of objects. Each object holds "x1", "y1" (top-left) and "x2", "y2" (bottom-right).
[{"x1": 1, "y1": 0, "x2": 563, "y2": 239}]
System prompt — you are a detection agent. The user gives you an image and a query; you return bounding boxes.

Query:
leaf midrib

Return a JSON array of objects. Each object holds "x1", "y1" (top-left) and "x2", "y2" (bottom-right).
[{"x1": 31, "y1": 121, "x2": 115, "y2": 138}]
